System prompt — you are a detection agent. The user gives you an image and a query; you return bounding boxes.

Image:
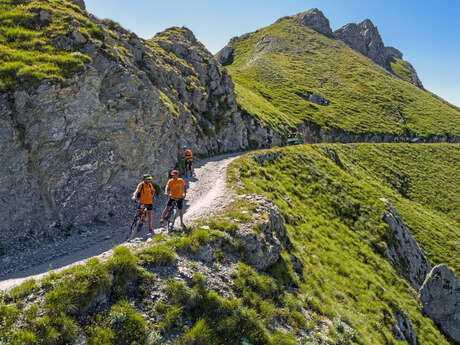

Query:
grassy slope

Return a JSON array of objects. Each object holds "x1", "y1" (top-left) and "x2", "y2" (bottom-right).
[
  {"x1": 228, "y1": 143, "x2": 459, "y2": 344},
  {"x1": 389, "y1": 58, "x2": 414, "y2": 84},
  {"x1": 0, "y1": 0, "x2": 97, "y2": 90},
  {"x1": 224, "y1": 17, "x2": 460, "y2": 137}
]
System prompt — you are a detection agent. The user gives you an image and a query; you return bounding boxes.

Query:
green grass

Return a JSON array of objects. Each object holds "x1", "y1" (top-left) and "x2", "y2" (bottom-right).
[
  {"x1": 0, "y1": 0, "x2": 96, "y2": 89},
  {"x1": 389, "y1": 57, "x2": 414, "y2": 84},
  {"x1": 227, "y1": 143, "x2": 458, "y2": 345},
  {"x1": 138, "y1": 244, "x2": 177, "y2": 267},
  {"x1": 223, "y1": 17, "x2": 460, "y2": 137}
]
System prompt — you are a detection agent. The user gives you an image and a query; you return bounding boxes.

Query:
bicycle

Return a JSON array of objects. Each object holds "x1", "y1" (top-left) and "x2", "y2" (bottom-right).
[
  {"x1": 164, "y1": 199, "x2": 179, "y2": 232},
  {"x1": 128, "y1": 202, "x2": 147, "y2": 240},
  {"x1": 184, "y1": 160, "x2": 193, "y2": 178}
]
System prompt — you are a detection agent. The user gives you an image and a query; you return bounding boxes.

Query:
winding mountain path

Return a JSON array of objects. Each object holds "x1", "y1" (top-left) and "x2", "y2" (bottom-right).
[{"x1": 0, "y1": 152, "x2": 242, "y2": 291}]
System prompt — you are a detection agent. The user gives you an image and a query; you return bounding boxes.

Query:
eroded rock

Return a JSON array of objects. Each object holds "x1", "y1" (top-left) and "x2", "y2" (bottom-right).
[
  {"x1": 294, "y1": 8, "x2": 333, "y2": 37},
  {"x1": 235, "y1": 195, "x2": 286, "y2": 270},
  {"x1": 419, "y1": 264, "x2": 460, "y2": 343},
  {"x1": 392, "y1": 309, "x2": 417, "y2": 345},
  {"x1": 380, "y1": 198, "x2": 432, "y2": 290}
]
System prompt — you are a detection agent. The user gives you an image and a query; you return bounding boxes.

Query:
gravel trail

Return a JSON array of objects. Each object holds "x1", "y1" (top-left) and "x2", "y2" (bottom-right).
[{"x1": 0, "y1": 152, "x2": 242, "y2": 290}]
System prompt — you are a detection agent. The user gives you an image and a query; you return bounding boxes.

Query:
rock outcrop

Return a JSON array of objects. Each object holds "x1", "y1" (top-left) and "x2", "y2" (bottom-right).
[
  {"x1": 334, "y1": 19, "x2": 423, "y2": 88},
  {"x1": 294, "y1": 8, "x2": 333, "y2": 37},
  {"x1": 0, "y1": 6, "x2": 256, "y2": 256},
  {"x1": 235, "y1": 195, "x2": 286, "y2": 270},
  {"x1": 380, "y1": 198, "x2": 432, "y2": 290},
  {"x1": 380, "y1": 199, "x2": 460, "y2": 343},
  {"x1": 69, "y1": 0, "x2": 85, "y2": 10},
  {"x1": 419, "y1": 264, "x2": 460, "y2": 343},
  {"x1": 392, "y1": 310, "x2": 417, "y2": 345},
  {"x1": 216, "y1": 46, "x2": 233, "y2": 66}
]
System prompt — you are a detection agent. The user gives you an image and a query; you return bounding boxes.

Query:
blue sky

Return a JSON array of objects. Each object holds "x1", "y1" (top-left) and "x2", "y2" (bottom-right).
[{"x1": 85, "y1": 0, "x2": 460, "y2": 106}]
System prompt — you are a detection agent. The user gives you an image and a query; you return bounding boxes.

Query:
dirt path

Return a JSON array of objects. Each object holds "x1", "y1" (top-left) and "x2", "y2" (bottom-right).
[{"x1": 0, "y1": 152, "x2": 242, "y2": 291}]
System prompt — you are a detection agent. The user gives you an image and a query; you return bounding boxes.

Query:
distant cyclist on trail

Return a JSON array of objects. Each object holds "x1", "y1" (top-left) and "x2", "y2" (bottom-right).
[
  {"x1": 131, "y1": 174, "x2": 155, "y2": 233},
  {"x1": 266, "y1": 134, "x2": 273, "y2": 148},
  {"x1": 160, "y1": 170, "x2": 187, "y2": 228},
  {"x1": 183, "y1": 146, "x2": 194, "y2": 176}
]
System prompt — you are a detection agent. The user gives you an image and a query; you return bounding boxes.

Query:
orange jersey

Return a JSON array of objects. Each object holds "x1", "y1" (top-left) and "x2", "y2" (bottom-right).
[
  {"x1": 167, "y1": 178, "x2": 186, "y2": 199},
  {"x1": 184, "y1": 149, "x2": 193, "y2": 162},
  {"x1": 136, "y1": 182, "x2": 154, "y2": 204}
]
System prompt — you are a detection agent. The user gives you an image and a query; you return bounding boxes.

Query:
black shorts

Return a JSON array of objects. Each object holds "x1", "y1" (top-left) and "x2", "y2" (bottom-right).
[
  {"x1": 167, "y1": 198, "x2": 183, "y2": 210},
  {"x1": 185, "y1": 160, "x2": 192, "y2": 167},
  {"x1": 141, "y1": 203, "x2": 152, "y2": 210}
]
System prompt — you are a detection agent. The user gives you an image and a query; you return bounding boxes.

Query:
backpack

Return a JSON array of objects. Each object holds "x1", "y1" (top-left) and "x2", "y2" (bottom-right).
[{"x1": 136, "y1": 182, "x2": 154, "y2": 201}]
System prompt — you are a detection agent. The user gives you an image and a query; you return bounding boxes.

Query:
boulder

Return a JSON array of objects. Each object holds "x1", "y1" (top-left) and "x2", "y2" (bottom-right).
[
  {"x1": 294, "y1": 8, "x2": 333, "y2": 37},
  {"x1": 235, "y1": 195, "x2": 286, "y2": 270},
  {"x1": 419, "y1": 264, "x2": 460, "y2": 343},
  {"x1": 308, "y1": 93, "x2": 329, "y2": 106},
  {"x1": 72, "y1": 29, "x2": 87, "y2": 44},
  {"x1": 380, "y1": 198, "x2": 432, "y2": 290},
  {"x1": 39, "y1": 10, "x2": 51, "y2": 22}
]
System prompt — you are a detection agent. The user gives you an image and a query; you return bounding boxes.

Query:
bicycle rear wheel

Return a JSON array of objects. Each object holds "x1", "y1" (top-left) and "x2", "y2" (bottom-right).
[
  {"x1": 128, "y1": 215, "x2": 140, "y2": 240},
  {"x1": 167, "y1": 207, "x2": 177, "y2": 232}
]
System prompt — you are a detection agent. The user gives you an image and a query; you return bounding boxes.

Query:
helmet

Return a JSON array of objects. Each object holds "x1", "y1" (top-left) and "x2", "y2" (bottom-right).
[
  {"x1": 143, "y1": 174, "x2": 152, "y2": 180},
  {"x1": 171, "y1": 170, "x2": 179, "y2": 176},
  {"x1": 182, "y1": 146, "x2": 187, "y2": 150}
]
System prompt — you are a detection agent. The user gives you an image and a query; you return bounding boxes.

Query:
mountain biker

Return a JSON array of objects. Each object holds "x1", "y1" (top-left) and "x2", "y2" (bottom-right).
[
  {"x1": 160, "y1": 170, "x2": 187, "y2": 228},
  {"x1": 131, "y1": 174, "x2": 155, "y2": 233},
  {"x1": 183, "y1": 146, "x2": 194, "y2": 175},
  {"x1": 266, "y1": 134, "x2": 272, "y2": 148}
]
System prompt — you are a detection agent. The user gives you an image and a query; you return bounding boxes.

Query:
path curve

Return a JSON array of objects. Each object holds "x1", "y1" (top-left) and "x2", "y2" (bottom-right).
[{"x1": 0, "y1": 152, "x2": 242, "y2": 290}]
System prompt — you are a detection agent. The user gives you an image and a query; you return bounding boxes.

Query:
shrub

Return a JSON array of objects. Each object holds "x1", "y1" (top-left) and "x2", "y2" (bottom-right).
[
  {"x1": 106, "y1": 246, "x2": 138, "y2": 299},
  {"x1": 138, "y1": 245, "x2": 176, "y2": 267},
  {"x1": 179, "y1": 318, "x2": 213, "y2": 345},
  {"x1": 109, "y1": 300, "x2": 147, "y2": 345},
  {"x1": 44, "y1": 258, "x2": 110, "y2": 316}
]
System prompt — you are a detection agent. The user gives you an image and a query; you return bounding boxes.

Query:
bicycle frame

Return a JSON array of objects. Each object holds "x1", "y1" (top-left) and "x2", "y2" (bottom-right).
[
  {"x1": 128, "y1": 203, "x2": 147, "y2": 240},
  {"x1": 165, "y1": 199, "x2": 178, "y2": 231}
]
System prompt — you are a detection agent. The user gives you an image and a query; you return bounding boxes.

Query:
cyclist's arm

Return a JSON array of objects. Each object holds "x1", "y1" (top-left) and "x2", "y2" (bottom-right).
[
  {"x1": 183, "y1": 184, "x2": 187, "y2": 198},
  {"x1": 164, "y1": 182, "x2": 169, "y2": 196},
  {"x1": 131, "y1": 185, "x2": 140, "y2": 200}
]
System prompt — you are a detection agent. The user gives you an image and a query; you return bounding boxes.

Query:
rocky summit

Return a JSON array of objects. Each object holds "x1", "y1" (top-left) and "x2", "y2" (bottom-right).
[{"x1": 334, "y1": 19, "x2": 424, "y2": 88}]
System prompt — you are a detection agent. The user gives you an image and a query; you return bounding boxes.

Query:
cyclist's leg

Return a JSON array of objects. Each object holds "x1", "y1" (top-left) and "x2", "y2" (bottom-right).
[
  {"x1": 144, "y1": 204, "x2": 153, "y2": 230},
  {"x1": 177, "y1": 198, "x2": 184, "y2": 225},
  {"x1": 161, "y1": 199, "x2": 173, "y2": 222}
]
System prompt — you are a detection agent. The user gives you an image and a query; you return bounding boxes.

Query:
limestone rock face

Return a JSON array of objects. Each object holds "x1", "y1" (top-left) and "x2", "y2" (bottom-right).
[
  {"x1": 0, "y1": 21, "x2": 253, "y2": 255},
  {"x1": 380, "y1": 198, "x2": 432, "y2": 290},
  {"x1": 419, "y1": 264, "x2": 460, "y2": 343},
  {"x1": 334, "y1": 19, "x2": 423, "y2": 88},
  {"x1": 334, "y1": 19, "x2": 388, "y2": 67},
  {"x1": 216, "y1": 46, "x2": 233, "y2": 66},
  {"x1": 392, "y1": 310, "x2": 417, "y2": 345},
  {"x1": 69, "y1": 0, "x2": 86, "y2": 10},
  {"x1": 294, "y1": 8, "x2": 333, "y2": 37},
  {"x1": 235, "y1": 195, "x2": 286, "y2": 270}
]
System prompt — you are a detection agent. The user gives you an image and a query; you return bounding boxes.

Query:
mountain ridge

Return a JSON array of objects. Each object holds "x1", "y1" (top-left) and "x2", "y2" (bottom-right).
[{"x1": 218, "y1": 11, "x2": 460, "y2": 138}]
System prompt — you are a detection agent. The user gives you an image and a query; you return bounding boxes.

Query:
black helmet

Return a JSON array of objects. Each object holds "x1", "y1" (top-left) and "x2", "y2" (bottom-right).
[{"x1": 143, "y1": 174, "x2": 152, "y2": 180}]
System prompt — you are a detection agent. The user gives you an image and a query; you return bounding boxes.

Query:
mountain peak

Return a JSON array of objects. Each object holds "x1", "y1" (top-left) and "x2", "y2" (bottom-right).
[
  {"x1": 69, "y1": 0, "x2": 85, "y2": 10},
  {"x1": 294, "y1": 8, "x2": 333, "y2": 37},
  {"x1": 334, "y1": 17, "x2": 423, "y2": 88}
]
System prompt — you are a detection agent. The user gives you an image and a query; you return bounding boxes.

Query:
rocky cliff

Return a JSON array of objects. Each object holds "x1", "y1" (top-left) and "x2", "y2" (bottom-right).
[
  {"x1": 333, "y1": 19, "x2": 424, "y2": 89},
  {"x1": 0, "y1": 0, "x2": 254, "y2": 256}
]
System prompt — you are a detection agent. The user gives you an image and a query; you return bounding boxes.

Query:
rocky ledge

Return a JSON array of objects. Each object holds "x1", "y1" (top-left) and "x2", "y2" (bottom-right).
[{"x1": 380, "y1": 198, "x2": 460, "y2": 343}]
